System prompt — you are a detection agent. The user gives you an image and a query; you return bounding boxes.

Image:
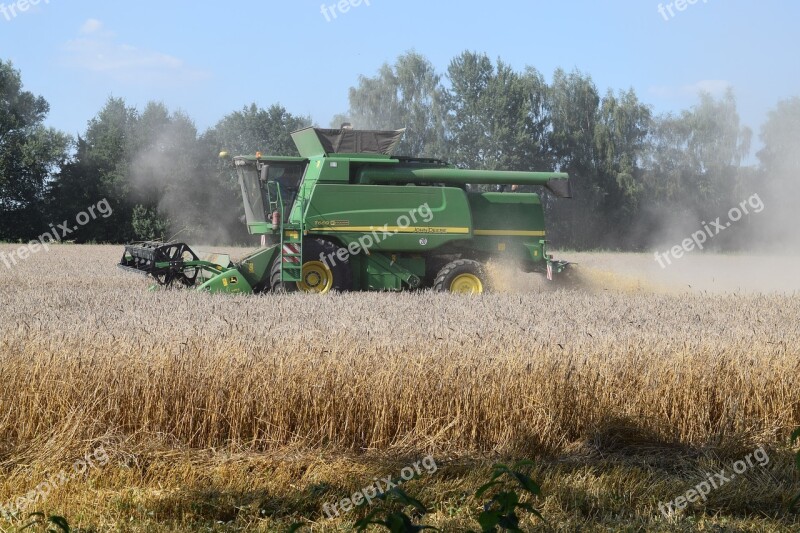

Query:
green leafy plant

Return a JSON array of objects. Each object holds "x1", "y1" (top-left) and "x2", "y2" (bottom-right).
[
  {"x1": 473, "y1": 460, "x2": 544, "y2": 532},
  {"x1": 17, "y1": 513, "x2": 70, "y2": 533},
  {"x1": 791, "y1": 428, "x2": 800, "y2": 512},
  {"x1": 354, "y1": 487, "x2": 438, "y2": 533},
  {"x1": 302, "y1": 461, "x2": 544, "y2": 532}
]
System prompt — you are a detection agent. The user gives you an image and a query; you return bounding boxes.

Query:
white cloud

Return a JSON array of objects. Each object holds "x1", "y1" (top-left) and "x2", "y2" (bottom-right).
[
  {"x1": 62, "y1": 20, "x2": 210, "y2": 86},
  {"x1": 649, "y1": 80, "x2": 731, "y2": 99},
  {"x1": 79, "y1": 18, "x2": 104, "y2": 35}
]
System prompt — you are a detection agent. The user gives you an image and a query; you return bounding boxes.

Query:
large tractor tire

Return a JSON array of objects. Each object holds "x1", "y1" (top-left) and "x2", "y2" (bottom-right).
[
  {"x1": 421, "y1": 256, "x2": 453, "y2": 289},
  {"x1": 270, "y1": 238, "x2": 352, "y2": 294},
  {"x1": 433, "y1": 259, "x2": 489, "y2": 294}
]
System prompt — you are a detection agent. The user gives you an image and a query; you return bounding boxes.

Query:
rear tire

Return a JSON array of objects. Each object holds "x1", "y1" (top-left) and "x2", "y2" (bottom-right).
[
  {"x1": 433, "y1": 259, "x2": 489, "y2": 294},
  {"x1": 422, "y1": 256, "x2": 453, "y2": 289},
  {"x1": 270, "y1": 238, "x2": 353, "y2": 293}
]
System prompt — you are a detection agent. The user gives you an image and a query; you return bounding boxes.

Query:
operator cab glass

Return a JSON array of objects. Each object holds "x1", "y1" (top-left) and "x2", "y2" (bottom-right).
[
  {"x1": 235, "y1": 159, "x2": 265, "y2": 225},
  {"x1": 267, "y1": 163, "x2": 305, "y2": 221},
  {"x1": 234, "y1": 157, "x2": 307, "y2": 228}
]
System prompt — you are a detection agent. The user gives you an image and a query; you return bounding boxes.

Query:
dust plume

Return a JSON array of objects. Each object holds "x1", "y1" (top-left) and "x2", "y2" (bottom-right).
[
  {"x1": 635, "y1": 95, "x2": 800, "y2": 296},
  {"x1": 556, "y1": 252, "x2": 800, "y2": 295},
  {"x1": 127, "y1": 106, "x2": 246, "y2": 246}
]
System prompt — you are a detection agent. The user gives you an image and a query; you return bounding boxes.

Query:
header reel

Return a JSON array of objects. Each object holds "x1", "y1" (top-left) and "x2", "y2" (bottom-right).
[{"x1": 119, "y1": 242, "x2": 205, "y2": 288}]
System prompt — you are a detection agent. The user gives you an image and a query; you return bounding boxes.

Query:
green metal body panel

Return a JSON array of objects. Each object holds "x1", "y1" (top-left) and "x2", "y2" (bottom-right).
[
  {"x1": 466, "y1": 192, "x2": 547, "y2": 261},
  {"x1": 198, "y1": 268, "x2": 253, "y2": 294},
  {"x1": 344, "y1": 253, "x2": 424, "y2": 291},
  {"x1": 192, "y1": 245, "x2": 281, "y2": 294},
  {"x1": 468, "y1": 192, "x2": 545, "y2": 233},
  {"x1": 237, "y1": 245, "x2": 280, "y2": 288},
  {"x1": 369, "y1": 253, "x2": 423, "y2": 290},
  {"x1": 292, "y1": 129, "x2": 332, "y2": 158},
  {"x1": 305, "y1": 184, "x2": 472, "y2": 252}
]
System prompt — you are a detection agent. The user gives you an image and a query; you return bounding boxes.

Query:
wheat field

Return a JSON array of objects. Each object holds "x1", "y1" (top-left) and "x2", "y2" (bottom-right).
[{"x1": 0, "y1": 244, "x2": 798, "y2": 531}]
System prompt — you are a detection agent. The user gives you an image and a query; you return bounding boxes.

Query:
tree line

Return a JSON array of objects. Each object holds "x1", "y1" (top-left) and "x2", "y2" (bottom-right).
[{"x1": 1, "y1": 52, "x2": 798, "y2": 250}]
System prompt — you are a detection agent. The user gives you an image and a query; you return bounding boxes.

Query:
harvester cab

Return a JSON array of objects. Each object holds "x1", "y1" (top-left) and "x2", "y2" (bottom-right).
[
  {"x1": 120, "y1": 126, "x2": 572, "y2": 294},
  {"x1": 236, "y1": 157, "x2": 306, "y2": 228}
]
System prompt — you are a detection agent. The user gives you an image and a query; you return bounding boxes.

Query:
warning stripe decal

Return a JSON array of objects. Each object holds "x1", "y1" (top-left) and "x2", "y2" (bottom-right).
[{"x1": 282, "y1": 244, "x2": 301, "y2": 264}]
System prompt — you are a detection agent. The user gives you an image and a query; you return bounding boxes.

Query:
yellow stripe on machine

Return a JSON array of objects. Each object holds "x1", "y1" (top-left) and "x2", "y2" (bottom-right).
[
  {"x1": 311, "y1": 226, "x2": 544, "y2": 237},
  {"x1": 473, "y1": 229, "x2": 546, "y2": 237},
  {"x1": 314, "y1": 226, "x2": 470, "y2": 234}
]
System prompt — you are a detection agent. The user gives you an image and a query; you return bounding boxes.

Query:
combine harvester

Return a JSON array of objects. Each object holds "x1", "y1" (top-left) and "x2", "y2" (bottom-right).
[{"x1": 120, "y1": 127, "x2": 571, "y2": 294}]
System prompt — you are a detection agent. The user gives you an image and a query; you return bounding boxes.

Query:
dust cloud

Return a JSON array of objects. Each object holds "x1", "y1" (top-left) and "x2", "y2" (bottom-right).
[
  {"x1": 490, "y1": 253, "x2": 800, "y2": 295},
  {"x1": 128, "y1": 123, "x2": 243, "y2": 247}
]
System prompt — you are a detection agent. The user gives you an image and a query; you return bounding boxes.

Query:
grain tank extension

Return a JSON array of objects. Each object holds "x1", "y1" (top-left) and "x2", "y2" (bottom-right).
[{"x1": 120, "y1": 127, "x2": 571, "y2": 294}]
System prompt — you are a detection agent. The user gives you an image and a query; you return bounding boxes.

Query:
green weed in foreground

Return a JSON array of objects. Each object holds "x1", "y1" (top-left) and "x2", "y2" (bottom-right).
[
  {"x1": 303, "y1": 460, "x2": 545, "y2": 533},
  {"x1": 473, "y1": 461, "x2": 544, "y2": 532},
  {"x1": 16, "y1": 513, "x2": 69, "y2": 533}
]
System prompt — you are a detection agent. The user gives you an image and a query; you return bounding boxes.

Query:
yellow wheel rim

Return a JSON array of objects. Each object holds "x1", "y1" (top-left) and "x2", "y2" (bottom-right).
[
  {"x1": 297, "y1": 261, "x2": 334, "y2": 294},
  {"x1": 449, "y1": 273, "x2": 484, "y2": 294}
]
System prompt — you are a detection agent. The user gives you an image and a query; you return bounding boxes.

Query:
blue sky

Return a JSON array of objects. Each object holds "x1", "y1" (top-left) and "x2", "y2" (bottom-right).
[{"x1": 1, "y1": 0, "x2": 798, "y2": 153}]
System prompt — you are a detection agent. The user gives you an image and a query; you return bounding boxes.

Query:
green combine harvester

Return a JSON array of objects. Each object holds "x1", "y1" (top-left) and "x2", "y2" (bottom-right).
[{"x1": 120, "y1": 127, "x2": 571, "y2": 294}]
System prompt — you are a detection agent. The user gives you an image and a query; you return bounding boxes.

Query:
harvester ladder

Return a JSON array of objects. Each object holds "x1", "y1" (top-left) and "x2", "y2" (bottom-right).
[{"x1": 279, "y1": 195, "x2": 303, "y2": 284}]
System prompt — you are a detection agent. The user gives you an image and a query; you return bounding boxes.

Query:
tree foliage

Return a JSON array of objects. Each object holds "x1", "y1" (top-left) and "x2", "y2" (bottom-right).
[
  {"x1": 1, "y1": 52, "x2": 794, "y2": 252},
  {"x1": 755, "y1": 96, "x2": 800, "y2": 248},
  {"x1": 0, "y1": 60, "x2": 70, "y2": 240},
  {"x1": 347, "y1": 52, "x2": 446, "y2": 158}
]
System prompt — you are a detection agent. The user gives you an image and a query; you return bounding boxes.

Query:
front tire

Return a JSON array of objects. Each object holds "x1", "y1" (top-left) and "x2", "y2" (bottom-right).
[
  {"x1": 433, "y1": 259, "x2": 489, "y2": 294},
  {"x1": 270, "y1": 238, "x2": 352, "y2": 293}
]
